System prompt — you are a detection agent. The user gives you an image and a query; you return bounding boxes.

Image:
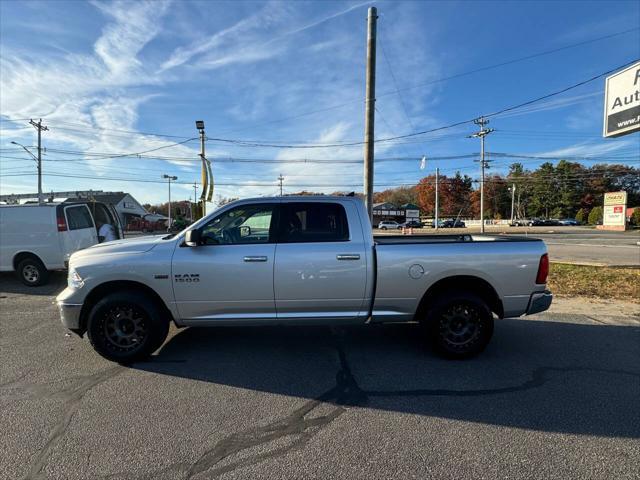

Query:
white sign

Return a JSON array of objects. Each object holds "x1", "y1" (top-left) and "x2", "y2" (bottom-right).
[
  {"x1": 405, "y1": 209, "x2": 420, "y2": 219},
  {"x1": 603, "y1": 191, "x2": 627, "y2": 227},
  {"x1": 603, "y1": 61, "x2": 640, "y2": 138}
]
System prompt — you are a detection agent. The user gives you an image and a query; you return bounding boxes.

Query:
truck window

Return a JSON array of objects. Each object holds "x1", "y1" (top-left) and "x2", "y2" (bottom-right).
[
  {"x1": 200, "y1": 204, "x2": 276, "y2": 245},
  {"x1": 278, "y1": 202, "x2": 349, "y2": 243},
  {"x1": 65, "y1": 205, "x2": 94, "y2": 230}
]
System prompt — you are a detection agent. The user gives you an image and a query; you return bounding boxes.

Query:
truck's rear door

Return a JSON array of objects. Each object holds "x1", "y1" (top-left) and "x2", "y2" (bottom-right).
[{"x1": 273, "y1": 201, "x2": 368, "y2": 322}]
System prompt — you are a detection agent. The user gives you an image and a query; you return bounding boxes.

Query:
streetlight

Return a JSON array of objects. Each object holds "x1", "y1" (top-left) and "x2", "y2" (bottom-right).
[
  {"x1": 162, "y1": 174, "x2": 178, "y2": 230},
  {"x1": 11, "y1": 141, "x2": 42, "y2": 202}
]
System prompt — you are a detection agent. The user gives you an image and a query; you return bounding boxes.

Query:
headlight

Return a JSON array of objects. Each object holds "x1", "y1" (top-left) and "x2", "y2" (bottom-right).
[{"x1": 68, "y1": 269, "x2": 84, "y2": 289}]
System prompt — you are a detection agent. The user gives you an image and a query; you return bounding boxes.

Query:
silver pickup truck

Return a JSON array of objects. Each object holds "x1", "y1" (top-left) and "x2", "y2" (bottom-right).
[{"x1": 57, "y1": 196, "x2": 552, "y2": 363}]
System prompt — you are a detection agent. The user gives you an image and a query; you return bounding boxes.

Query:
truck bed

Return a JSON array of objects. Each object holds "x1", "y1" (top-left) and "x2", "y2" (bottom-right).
[{"x1": 374, "y1": 234, "x2": 543, "y2": 244}]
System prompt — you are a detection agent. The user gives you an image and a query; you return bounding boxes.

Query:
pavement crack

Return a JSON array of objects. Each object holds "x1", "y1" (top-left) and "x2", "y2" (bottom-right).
[
  {"x1": 179, "y1": 327, "x2": 365, "y2": 479},
  {"x1": 364, "y1": 366, "x2": 640, "y2": 398},
  {"x1": 22, "y1": 366, "x2": 124, "y2": 480}
]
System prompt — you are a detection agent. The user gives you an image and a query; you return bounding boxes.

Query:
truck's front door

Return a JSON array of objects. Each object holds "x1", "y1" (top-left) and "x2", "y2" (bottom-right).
[
  {"x1": 172, "y1": 203, "x2": 277, "y2": 322},
  {"x1": 273, "y1": 201, "x2": 368, "y2": 322}
]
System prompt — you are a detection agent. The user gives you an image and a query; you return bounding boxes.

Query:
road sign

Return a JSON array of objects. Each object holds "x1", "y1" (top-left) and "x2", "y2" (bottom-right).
[
  {"x1": 603, "y1": 191, "x2": 627, "y2": 227},
  {"x1": 603, "y1": 61, "x2": 640, "y2": 138}
]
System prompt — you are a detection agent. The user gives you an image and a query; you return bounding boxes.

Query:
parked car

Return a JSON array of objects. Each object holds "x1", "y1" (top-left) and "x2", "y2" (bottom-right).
[
  {"x1": 510, "y1": 219, "x2": 530, "y2": 227},
  {"x1": 526, "y1": 219, "x2": 546, "y2": 227},
  {"x1": 442, "y1": 219, "x2": 466, "y2": 228},
  {"x1": 57, "y1": 196, "x2": 552, "y2": 363},
  {"x1": 0, "y1": 201, "x2": 122, "y2": 286},
  {"x1": 400, "y1": 220, "x2": 423, "y2": 228},
  {"x1": 431, "y1": 219, "x2": 445, "y2": 228},
  {"x1": 558, "y1": 218, "x2": 579, "y2": 226},
  {"x1": 378, "y1": 220, "x2": 401, "y2": 230}
]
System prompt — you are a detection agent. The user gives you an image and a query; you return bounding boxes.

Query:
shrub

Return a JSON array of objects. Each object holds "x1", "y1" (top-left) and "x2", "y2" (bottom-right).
[
  {"x1": 631, "y1": 208, "x2": 640, "y2": 226},
  {"x1": 575, "y1": 208, "x2": 589, "y2": 224},
  {"x1": 588, "y1": 206, "x2": 603, "y2": 225}
]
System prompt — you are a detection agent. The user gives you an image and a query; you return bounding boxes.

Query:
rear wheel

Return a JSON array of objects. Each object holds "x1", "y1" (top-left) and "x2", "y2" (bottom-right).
[
  {"x1": 16, "y1": 256, "x2": 49, "y2": 286},
  {"x1": 422, "y1": 292, "x2": 494, "y2": 359},
  {"x1": 87, "y1": 292, "x2": 169, "y2": 364}
]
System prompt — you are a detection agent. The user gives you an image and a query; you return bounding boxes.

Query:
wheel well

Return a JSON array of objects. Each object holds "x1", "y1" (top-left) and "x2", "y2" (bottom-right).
[
  {"x1": 13, "y1": 252, "x2": 42, "y2": 270},
  {"x1": 78, "y1": 280, "x2": 174, "y2": 332},
  {"x1": 415, "y1": 275, "x2": 504, "y2": 320}
]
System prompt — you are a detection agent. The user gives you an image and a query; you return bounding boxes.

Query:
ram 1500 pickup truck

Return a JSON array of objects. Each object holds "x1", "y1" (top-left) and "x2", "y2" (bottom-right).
[{"x1": 57, "y1": 196, "x2": 552, "y2": 363}]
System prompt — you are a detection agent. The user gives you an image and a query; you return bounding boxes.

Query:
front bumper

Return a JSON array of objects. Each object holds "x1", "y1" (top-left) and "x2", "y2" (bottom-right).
[
  {"x1": 58, "y1": 302, "x2": 83, "y2": 329},
  {"x1": 527, "y1": 290, "x2": 553, "y2": 315}
]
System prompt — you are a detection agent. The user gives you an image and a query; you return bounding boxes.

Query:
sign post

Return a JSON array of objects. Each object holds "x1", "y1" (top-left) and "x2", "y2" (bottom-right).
[
  {"x1": 603, "y1": 61, "x2": 640, "y2": 138},
  {"x1": 600, "y1": 191, "x2": 628, "y2": 231}
]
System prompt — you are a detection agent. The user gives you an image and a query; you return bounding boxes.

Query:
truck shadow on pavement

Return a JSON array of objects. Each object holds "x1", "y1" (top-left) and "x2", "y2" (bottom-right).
[{"x1": 134, "y1": 318, "x2": 640, "y2": 439}]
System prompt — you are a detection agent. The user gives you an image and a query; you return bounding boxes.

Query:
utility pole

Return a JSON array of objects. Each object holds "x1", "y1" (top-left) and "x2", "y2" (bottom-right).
[
  {"x1": 363, "y1": 6, "x2": 377, "y2": 220},
  {"x1": 278, "y1": 174, "x2": 284, "y2": 196},
  {"x1": 29, "y1": 119, "x2": 48, "y2": 205},
  {"x1": 510, "y1": 184, "x2": 516, "y2": 225},
  {"x1": 435, "y1": 167, "x2": 439, "y2": 230},
  {"x1": 196, "y1": 120, "x2": 207, "y2": 216},
  {"x1": 162, "y1": 174, "x2": 178, "y2": 229},
  {"x1": 469, "y1": 117, "x2": 494, "y2": 233}
]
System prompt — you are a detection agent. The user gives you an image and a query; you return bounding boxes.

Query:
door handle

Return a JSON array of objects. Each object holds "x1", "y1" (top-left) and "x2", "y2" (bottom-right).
[
  {"x1": 336, "y1": 254, "x2": 360, "y2": 260},
  {"x1": 243, "y1": 256, "x2": 268, "y2": 262}
]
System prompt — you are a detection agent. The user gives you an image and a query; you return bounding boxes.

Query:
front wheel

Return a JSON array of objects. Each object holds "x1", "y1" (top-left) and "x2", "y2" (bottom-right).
[
  {"x1": 381, "y1": 226, "x2": 387, "y2": 230},
  {"x1": 422, "y1": 292, "x2": 494, "y2": 359},
  {"x1": 16, "y1": 257, "x2": 49, "y2": 286},
  {"x1": 87, "y1": 292, "x2": 169, "y2": 364}
]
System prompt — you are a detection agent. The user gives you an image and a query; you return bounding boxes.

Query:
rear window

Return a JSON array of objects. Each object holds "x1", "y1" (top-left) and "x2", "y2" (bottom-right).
[
  {"x1": 66, "y1": 206, "x2": 94, "y2": 230},
  {"x1": 278, "y1": 202, "x2": 349, "y2": 243}
]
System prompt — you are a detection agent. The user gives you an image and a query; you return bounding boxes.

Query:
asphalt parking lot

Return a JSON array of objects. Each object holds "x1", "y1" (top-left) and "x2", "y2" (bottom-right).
[{"x1": 1, "y1": 273, "x2": 639, "y2": 479}]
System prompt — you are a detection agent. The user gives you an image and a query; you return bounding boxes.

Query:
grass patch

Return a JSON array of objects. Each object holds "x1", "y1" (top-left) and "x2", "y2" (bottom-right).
[{"x1": 548, "y1": 263, "x2": 640, "y2": 302}]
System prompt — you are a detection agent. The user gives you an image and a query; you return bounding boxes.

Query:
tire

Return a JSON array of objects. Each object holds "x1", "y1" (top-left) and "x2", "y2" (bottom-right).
[
  {"x1": 422, "y1": 292, "x2": 494, "y2": 359},
  {"x1": 16, "y1": 256, "x2": 49, "y2": 287},
  {"x1": 381, "y1": 226, "x2": 387, "y2": 230},
  {"x1": 87, "y1": 292, "x2": 169, "y2": 364}
]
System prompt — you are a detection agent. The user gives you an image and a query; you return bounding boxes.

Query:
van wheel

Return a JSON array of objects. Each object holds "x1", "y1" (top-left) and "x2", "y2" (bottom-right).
[
  {"x1": 87, "y1": 292, "x2": 169, "y2": 364},
  {"x1": 422, "y1": 292, "x2": 494, "y2": 359},
  {"x1": 16, "y1": 257, "x2": 49, "y2": 286}
]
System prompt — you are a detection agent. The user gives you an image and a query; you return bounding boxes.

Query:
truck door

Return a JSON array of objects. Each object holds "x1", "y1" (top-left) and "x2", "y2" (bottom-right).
[
  {"x1": 61, "y1": 204, "x2": 98, "y2": 256},
  {"x1": 172, "y1": 202, "x2": 277, "y2": 322},
  {"x1": 273, "y1": 201, "x2": 368, "y2": 322}
]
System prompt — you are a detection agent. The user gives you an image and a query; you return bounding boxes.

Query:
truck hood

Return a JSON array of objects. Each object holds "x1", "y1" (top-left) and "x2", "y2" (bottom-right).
[{"x1": 72, "y1": 235, "x2": 166, "y2": 260}]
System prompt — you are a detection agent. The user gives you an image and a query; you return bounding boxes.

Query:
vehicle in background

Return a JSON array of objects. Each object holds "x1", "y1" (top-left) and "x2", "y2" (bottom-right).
[
  {"x1": 558, "y1": 218, "x2": 579, "y2": 226},
  {"x1": 126, "y1": 214, "x2": 166, "y2": 233},
  {"x1": 431, "y1": 219, "x2": 445, "y2": 228},
  {"x1": 58, "y1": 196, "x2": 552, "y2": 364},
  {"x1": 400, "y1": 220, "x2": 423, "y2": 229},
  {"x1": 527, "y1": 219, "x2": 546, "y2": 227},
  {"x1": 378, "y1": 220, "x2": 401, "y2": 230},
  {"x1": 510, "y1": 219, "x2": 530, "y2": 227},
  {"x1": 0, "y1": 201, "x2": 122, "y2": 286},
  {"x1": 442, "y1": 219, "x2": 466, "y2": 228}
]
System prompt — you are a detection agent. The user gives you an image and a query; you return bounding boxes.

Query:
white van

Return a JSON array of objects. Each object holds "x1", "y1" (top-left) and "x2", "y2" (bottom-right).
[{"x1": 0, "y1": 201, "x2": 123, "y2": 286}]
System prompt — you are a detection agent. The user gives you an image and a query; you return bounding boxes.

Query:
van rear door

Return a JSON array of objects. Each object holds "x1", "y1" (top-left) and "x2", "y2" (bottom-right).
[{"x1": 61, "y1": 204, "x2": 98, "y2": 258}]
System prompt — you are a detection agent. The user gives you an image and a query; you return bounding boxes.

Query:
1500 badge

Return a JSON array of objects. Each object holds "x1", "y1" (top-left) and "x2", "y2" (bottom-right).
[{"x1": 174, "y1": 274, "x2": 200, "y2": 283}]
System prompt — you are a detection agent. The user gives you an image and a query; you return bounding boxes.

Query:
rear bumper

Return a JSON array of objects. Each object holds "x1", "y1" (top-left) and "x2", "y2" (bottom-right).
[
  {"x1": 527, "y1": 290, "x2": 553, "y2": 315},
  {"x1": 57, "y1": 302, "x2": 83, "y2": 329}
]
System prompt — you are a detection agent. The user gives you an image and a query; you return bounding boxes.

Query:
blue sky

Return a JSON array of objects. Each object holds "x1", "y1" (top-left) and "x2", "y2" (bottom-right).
[{"x1": 1, "y1": 0, "x2": 639, "y2": 205}]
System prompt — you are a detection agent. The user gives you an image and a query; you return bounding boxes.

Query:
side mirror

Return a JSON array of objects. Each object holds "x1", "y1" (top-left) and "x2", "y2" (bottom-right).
[{"x1": 185, "y1": 229, "x2": 201, "y2": 247}]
